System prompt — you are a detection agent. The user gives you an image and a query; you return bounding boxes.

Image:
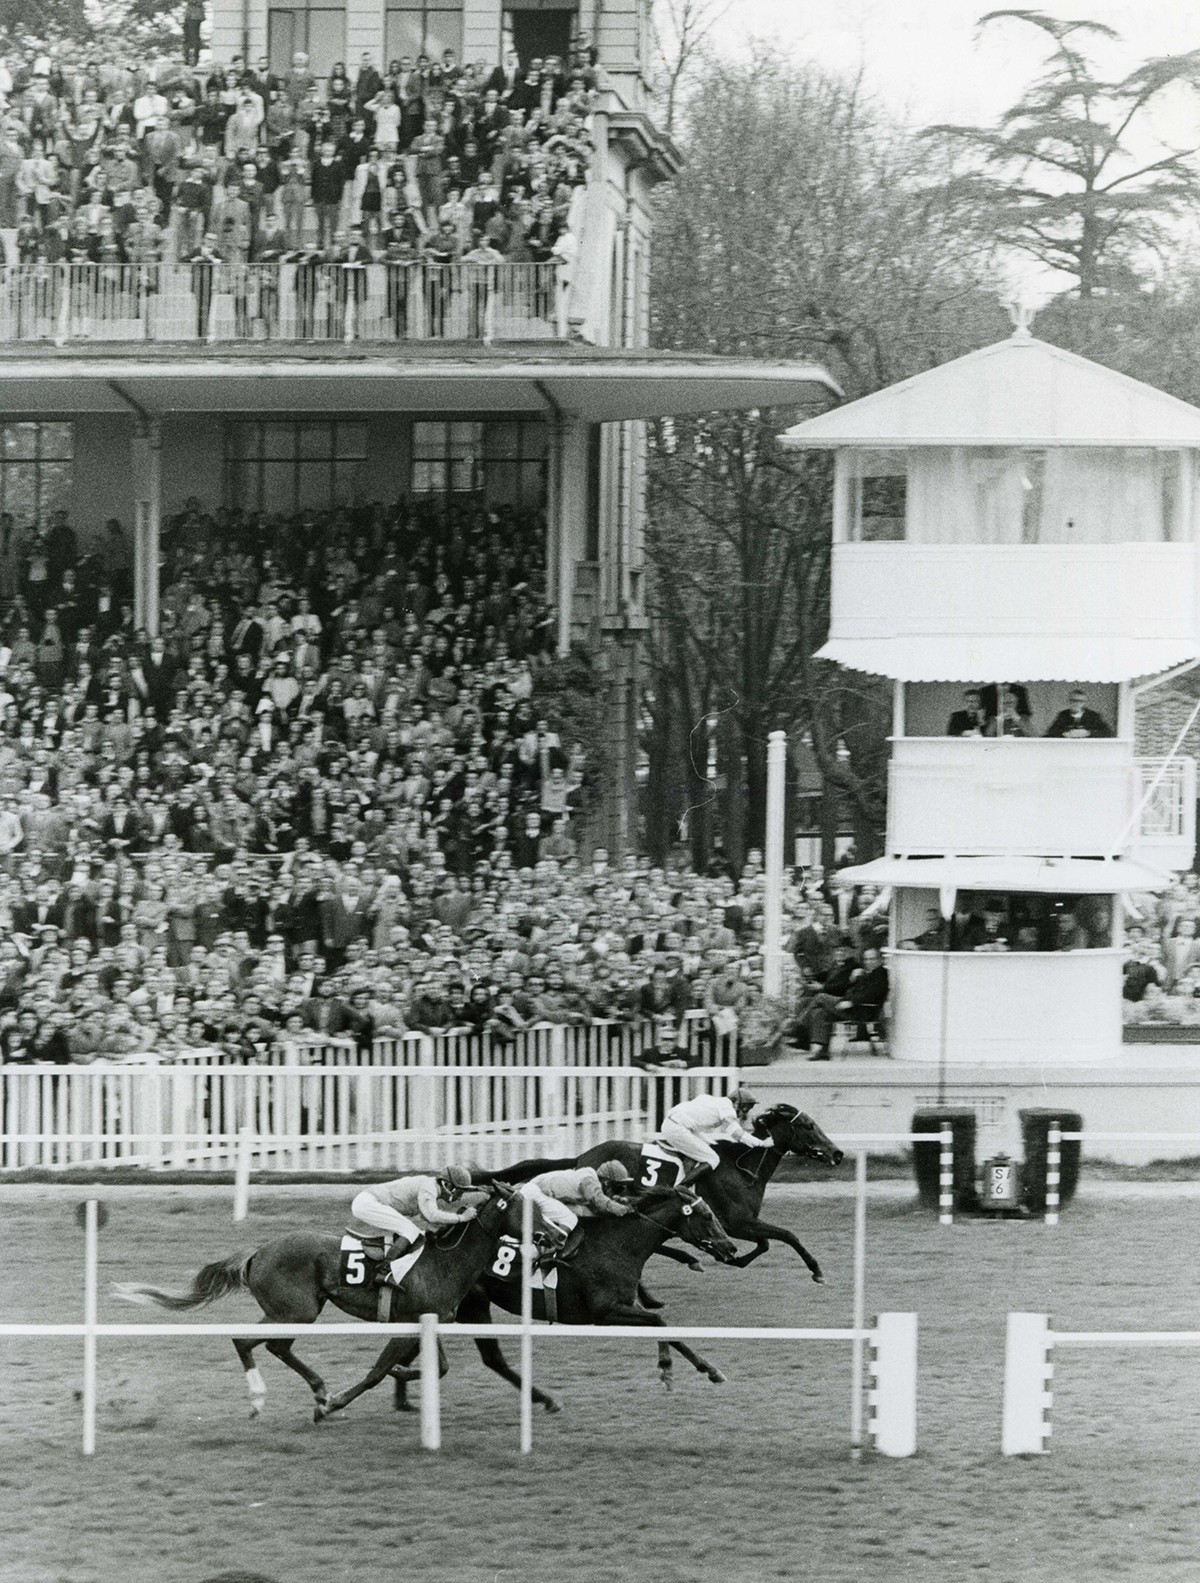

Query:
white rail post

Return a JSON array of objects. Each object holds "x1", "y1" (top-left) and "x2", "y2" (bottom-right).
[
  {"x1": 520, "y1": 1188, "x2": 535, "y2": 1454},
  {"x1": 939, "y1": 1124, "x2": 954, "y2": 1226},
  {"x1": 849, "y1": 1148, "x2": 868, "y2": 1459},
  {"x1": 233, "y1": 1125, "x2": 253, "y2": 1223},
  {"x1": 419, "y1": 1311, "x2": 441, "y2": 1451},
  {"x1": 867, "y1": 1312, "x2": 918, "y2": 1457},
  {"x1": 1002, "y1": 1312, "x2": 1053, "y2": 1455},
  {"x1": 763, "y1": 729, "x2": 786, "y2": 1000},
  {"x1": 82, "y1": 1199, "x2": 99, "y2": 1456},
  {"x1": 546, "y1": 1025, "x2": 568, "y2": 1154},
  {"x1": 1045, "y1": 1123, "x2": 1061, "y2": 1227}
]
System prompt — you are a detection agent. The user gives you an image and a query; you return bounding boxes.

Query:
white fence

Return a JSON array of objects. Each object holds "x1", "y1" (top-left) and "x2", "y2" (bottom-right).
[
  {"x1": 3, "y1": 1200, "x2": 918, "y2": 1459},
  {"x1": 1002, "y1": 1311, "x2": 1200, "y2": 1454},
  {"x1": 0, "y1": 1062, "x2": 745, "y2": 1173},
  {"x1": 0, "y1": 260, "x2": 565, "y2": 345}
]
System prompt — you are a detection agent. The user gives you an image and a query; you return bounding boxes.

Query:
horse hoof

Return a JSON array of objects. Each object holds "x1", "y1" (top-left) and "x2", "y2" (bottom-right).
[
  {"x1": 659, "y1": 1373, "x2": 673, "y2": 1392},
  {"x1": 811, "y1": 1273, "x2": 826, "y2": 1285},
  {"x1": 543, "y1": 1397, "x2": 563, "y2": 1415},
  {"x1": 707, "y1": 1369, "x2": 727, "y2": 1385},
  {"x1": 248, "y1": 1404, "x2": 263, "y2": 1421},
  {"x1": 396, "y1": 1399, "x2": 418, "y2": 1414},
  {"x1": 312, "y1": 1405, "x2": 327, "y2": 1423}
]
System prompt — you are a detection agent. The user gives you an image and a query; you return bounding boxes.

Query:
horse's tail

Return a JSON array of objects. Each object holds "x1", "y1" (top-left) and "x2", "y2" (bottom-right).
[
  {"x1": 112, "y1": 1250, "x2": 254, "y2": 1311},
  {"x1": 474, "y1": 1155, "x2": 577, "y2": 1185}
]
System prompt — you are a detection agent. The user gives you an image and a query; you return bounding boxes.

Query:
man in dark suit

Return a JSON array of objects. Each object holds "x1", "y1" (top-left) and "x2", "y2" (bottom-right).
[
  {"x1": 354, "y1": 54, "x2": 384, "y2": 114},
  {"x1": 228, "y1": 607, "x2": 264, "y2": 663},
  {"x1": 836, "y1": 947, "x2": 889, "y2": 1042},
  {"x1": 1045, "y1": 688, "x2": 1114, "y2": 739},
  {"x1": 946, "y1": 688, "x2": 987, "y2": 737},
  {"x1": 486, "y1": 50, "x2": 523, "y2": 101}
]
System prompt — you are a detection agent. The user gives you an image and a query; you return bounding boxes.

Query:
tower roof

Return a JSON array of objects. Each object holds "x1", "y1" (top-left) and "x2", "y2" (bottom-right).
[{"x1": 778, "y1": 332, "x2": 1200, "y2": 449}]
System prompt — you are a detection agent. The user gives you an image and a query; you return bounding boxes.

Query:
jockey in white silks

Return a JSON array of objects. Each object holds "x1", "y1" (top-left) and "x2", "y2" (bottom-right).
[
  {"x1": 517, "y1": 1161, "x2": 632, "y2": 1261},
  {"x1": 351, "y1": 1164, "x2": 477, "y2": 1284},
  {"x1": 656, "y1": 1089, "x2": 759, "y2": 1177}
]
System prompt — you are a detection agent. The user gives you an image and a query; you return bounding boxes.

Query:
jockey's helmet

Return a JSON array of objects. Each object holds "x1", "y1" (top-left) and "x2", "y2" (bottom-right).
[
  {"x1": 732, "y1": 1087, "x2": 758, "y2": 1119},
  {"x1": 443, "y1": 1163, "x2": 472, "y2": 1191},
  {"x1": 596, "y1": 1160, "x2": 631, "y2": 1183}
]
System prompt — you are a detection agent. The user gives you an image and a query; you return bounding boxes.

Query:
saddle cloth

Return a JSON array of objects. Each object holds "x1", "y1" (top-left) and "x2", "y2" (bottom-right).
[
  {"x1": 635, "y1": 1141, "x2": 683, "y2": 1189},
  {"x1": 340, "y1": 1231, "x2": 425, "y2": 1291},
  {"x1": 489, "y1": 1235, "x2": 558, "y2": 1290}
]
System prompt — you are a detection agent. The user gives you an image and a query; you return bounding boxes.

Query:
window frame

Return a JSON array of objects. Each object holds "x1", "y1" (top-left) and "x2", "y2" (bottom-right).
[
  {"x1": 224, "y1": 419, "x2": 367, "y2": 513},
  {"x1": 0, "y1": 421, "x2": 75, "y2": 527}
]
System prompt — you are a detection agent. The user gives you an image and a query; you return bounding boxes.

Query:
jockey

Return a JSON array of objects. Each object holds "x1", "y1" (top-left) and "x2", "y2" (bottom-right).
[
  {"x1": 656, "y1": 1088, "x2": 759, "y2": 1181},
  {"x1": 350, "y1": 1164, "x2": 477, "y2": 1286},
  {"x1": 518, "y1": 1160, "x2": 633, "y2": 1263}
]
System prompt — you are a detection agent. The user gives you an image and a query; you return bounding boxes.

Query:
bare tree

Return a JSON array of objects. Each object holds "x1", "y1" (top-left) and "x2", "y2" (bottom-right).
[{"x1": 652, "y1": 0, "x2": 732, "y2": 138}]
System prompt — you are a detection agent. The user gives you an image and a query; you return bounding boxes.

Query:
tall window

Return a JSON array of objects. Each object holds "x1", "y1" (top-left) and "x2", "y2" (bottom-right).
[
  {"x1": 225, "y1": 421, "x2": 367, "y2": 513},
  {"x1": 0, "y1": 422, "x2": 73, "y2": 524},
  {"x1": 385, "y1": 1, "x2": 463, "y2": 65},
  {"x1": 411, "y1": 420, "x2": 546, "y2": 507},
  {"x1": 268, "y1": 1, "x2": 346, "y2": 78}
]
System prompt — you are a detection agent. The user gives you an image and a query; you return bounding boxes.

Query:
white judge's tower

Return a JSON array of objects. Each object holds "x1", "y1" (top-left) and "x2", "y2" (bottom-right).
[{"x1": 780, "y1": 327, "x2": 1200, "y2": 1069}]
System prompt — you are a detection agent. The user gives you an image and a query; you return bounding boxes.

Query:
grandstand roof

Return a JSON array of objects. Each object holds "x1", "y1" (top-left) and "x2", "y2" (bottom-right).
[
  {"x1": 778, "y1": 331, "x2": 1200, "y2": 449},
  {"x1": 0, "y1": 345, "x2": 841, "y2": 423}
]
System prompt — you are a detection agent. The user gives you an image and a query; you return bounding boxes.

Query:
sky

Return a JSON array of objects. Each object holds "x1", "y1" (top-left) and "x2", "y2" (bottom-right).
[
  {"x1": 702, "y1": 1, "x2": 1200, "y2": 294},
  {"x1": 713, "y1": 1, "x2": 1200, "y2": 133}
]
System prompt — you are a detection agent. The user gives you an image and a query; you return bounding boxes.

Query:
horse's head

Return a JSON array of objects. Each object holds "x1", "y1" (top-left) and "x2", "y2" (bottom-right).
[
  {"x1": 650, "y1": 1187, "x2": 740, "y2": 1265},
  {"x1": 754, "y1": 1104, "x2": 843, "y2": 1168}
]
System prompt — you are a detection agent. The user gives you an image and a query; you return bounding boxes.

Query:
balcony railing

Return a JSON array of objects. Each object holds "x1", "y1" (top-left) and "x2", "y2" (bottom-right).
[
  {"x1": 887, "y1": 737, "x2": 1196, "y2": 868},
  {"x1": 0, "y1": 260, "x2": 566, "y2": 345}
]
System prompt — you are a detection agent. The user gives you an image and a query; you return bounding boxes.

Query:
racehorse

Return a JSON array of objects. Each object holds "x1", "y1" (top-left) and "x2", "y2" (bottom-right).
[
  {"x1": 113, "y1": 1183, "x2": 536, "y2": 1420},
  {"x1": 487, "y1": 1103, "x2": 844, "y2": 1283},
  {"x1": 317, "y1": 1185, "x2": 742, "y2": 1419}
]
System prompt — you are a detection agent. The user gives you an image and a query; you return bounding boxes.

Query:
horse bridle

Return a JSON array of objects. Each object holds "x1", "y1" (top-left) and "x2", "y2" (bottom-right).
[{"x1": 629, "y1": 1188, "x2": 729, "y2": 1259}]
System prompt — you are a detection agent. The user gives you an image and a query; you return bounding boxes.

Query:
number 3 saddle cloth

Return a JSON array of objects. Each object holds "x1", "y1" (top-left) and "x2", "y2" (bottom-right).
[{"x1": 635, "y1": 1141, "x2": 684, "y2": 1189}]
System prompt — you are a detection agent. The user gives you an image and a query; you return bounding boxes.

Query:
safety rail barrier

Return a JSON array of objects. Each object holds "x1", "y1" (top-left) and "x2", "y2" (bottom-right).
[
  {"x1": 1037, "y1": 1127, "x2": 1200, "y2": 1224},
  {"x1": 1002, "y1": 1311, "x2": 1200, "y2": 1454},
  {"x1": 0, "y1": 1062, "x2": 746, "y2": 1173},
  {"x1": 0, "y1": 260, "x2": 565, "y2": 344},
  {"x1": 0, "y1": 1200, "x2": 918, "y2": 1459}
]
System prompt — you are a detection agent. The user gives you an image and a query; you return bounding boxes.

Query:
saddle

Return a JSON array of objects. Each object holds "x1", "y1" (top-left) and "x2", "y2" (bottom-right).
[
  {"x1": 635, "y1": 1141, "x2": 684, "y2": 1190},
  {"x1": 340, "y1": 1230, "x2": 425, "y2": 1294}
]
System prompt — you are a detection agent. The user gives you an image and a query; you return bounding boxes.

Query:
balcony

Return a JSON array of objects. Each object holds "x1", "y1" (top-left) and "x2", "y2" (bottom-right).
[
  {"x1": 0, "y1": 261, "x2": 566, "y2": 346},
  {"x1": 886, "y1": 737, "x2": 1196, "y2": 869},
  {"x1": 824, "y1": 542, "x2": 1200, "y2": 681},
  {"x1": 885, "y1": 946, "x2": 1124, "y2": 1065}
]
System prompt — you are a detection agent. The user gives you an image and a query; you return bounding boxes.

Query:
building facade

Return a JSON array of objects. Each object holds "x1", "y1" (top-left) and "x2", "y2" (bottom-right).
[{"x1": 780, "y1": 328, "x2": 1200, "y2": 1067}]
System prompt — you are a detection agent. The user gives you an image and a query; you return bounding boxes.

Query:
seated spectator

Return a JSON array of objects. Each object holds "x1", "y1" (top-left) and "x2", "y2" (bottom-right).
[
  {"x1": 946, "y1": 689, "x2": 987, "y2": 737},
  {"x1": 1044, "y1": 689, "x2": 1113, "y2": 739}
]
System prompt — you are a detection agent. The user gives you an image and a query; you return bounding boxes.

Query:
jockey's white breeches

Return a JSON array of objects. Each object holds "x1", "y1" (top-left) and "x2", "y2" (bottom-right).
[
  {"x1": 517, "y1": 1183, "x2": 578, "y2": 1237},
  {"x1": 656, "y1": 1118, "x2": 721, "y2": 1169},
  {"x1": 351, "y1": 1191, "x2": 422, "y2": 1242}
]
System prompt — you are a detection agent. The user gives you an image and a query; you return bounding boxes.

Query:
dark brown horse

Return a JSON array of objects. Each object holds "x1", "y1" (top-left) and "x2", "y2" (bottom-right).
[
  {"x1": 113, "y1": 1183, "x2": 538, "y2": 1420},
  {"x1": 488, "y1": 1103, "x2": 844, "y2": 1282},
  {"x1": 319, "y1": 1185, "x2": 742, "y2": 1419}
]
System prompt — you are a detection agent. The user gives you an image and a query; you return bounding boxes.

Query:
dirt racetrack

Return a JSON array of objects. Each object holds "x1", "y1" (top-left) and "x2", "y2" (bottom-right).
[{"x1": 2, "y1": 1185, "x2": 1200, "y2": 1583}]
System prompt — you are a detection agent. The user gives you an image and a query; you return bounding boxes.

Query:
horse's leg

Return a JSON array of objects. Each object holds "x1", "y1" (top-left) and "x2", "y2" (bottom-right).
[
  {"x1": 459, "y1": 1285, "x2": 562, "y2": 1414},
  {"x1": 318, "y1": 1336, "x2": 413, "y2": 1420},
  {"x1": 264, "y1": 1338, "x2": 329, "y2": 1411},
  {"x1": 601, "y1": 1303, "x2": 726, "y2": 1388},
  {"x1": 232, "y1": 1336, "x2": 270, "y2": 1419},
  {"x1": 386, "y1": 1339, "x2": 421, "y2": 1412},
  {"x1": 732, "y1": 1219, "x2": 824, "y2": 1282},
  {"x1": 637, "y1": 1284, "x2": 665, "y2": 1310},
  {"x1": 471, "y1": 1336, "x2": 563, "y2": 1414},
  {"x1": 654, "y1": 1245, "x2": 704, "y2": 1271}
]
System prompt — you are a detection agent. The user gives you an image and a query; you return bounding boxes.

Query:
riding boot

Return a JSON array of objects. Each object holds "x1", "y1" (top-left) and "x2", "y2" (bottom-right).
[
  {"x1": 376, "y1": 1235, "x2": 413, "y2": 1286},
  {"x1": 679, "y1": 1162, "x2": 713, "y2": 1189},
  {"x1": 544, "y1": 1224, "x2": 584, "y2": 1269}
]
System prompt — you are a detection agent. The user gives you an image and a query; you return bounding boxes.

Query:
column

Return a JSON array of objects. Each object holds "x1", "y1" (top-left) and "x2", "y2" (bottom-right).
[
  {"x1": 131, "y1": 419, "x2": 161, "y2": 638},
  {"x1": 556, "y1": 419, "x2": 589, "y2": 655},
  {"x1": 763, "y1": 731, "x2": 786, "y2": 999}
]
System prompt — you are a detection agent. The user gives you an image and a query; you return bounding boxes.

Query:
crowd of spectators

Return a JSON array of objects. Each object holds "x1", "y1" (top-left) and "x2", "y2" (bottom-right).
[
  {"x1": 0, "y1": 39, "x2": 594, "y2": 274},
  {"x1": 0, "y1": 494, "x2": 844, "y2": 1067},
  {"x1": 1123, "y1": 874, "x2": 1200, "y2": 1026}
]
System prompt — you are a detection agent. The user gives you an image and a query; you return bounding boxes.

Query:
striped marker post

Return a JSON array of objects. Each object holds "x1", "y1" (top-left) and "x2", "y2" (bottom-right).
[
  {"x1": 938, "y1": 1124, "x2": 954, "y2": 1225},
  {"x1": 1044, "y1": 1123, "x2": 1061, "y2": 1226}
]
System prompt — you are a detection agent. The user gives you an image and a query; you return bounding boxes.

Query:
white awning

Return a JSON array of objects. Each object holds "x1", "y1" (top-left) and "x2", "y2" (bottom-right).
[
  {"x1": 817, "y1": 635, "x2": 1200, "y2": 683},
  {"x1": 832, "y1": 854, "x2": 1172, "y2": 894}
]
